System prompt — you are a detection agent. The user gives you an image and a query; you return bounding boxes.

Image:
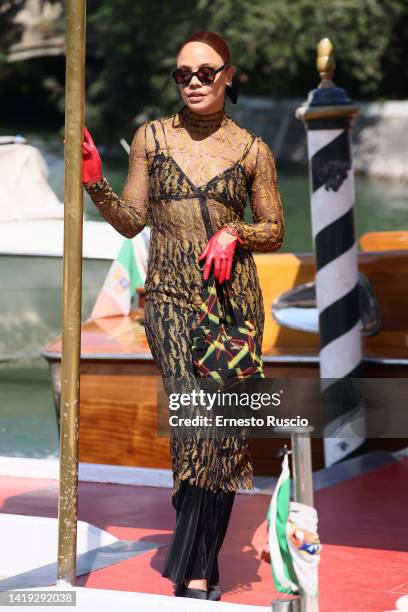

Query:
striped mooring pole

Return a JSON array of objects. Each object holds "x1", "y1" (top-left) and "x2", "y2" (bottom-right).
[{"x1": 296, "y1": 39, "x2": 365, "y2": 467}]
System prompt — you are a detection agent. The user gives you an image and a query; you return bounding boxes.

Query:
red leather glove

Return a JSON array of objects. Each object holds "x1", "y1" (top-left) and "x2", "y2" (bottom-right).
[
  {"x1": 198, "y1": 227, "x2": 243, "y2": 284},
  {"x1": 82, "y1": 126, "x2": 103, "y2": 185}
]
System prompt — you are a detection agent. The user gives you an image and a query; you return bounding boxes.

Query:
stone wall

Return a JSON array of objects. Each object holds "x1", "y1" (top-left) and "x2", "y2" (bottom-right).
[{"x1": 232, "y1": 96, "x2": 408, "y2": 183}]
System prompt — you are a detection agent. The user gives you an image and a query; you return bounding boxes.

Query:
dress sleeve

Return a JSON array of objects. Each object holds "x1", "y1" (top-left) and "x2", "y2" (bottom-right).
[
  {"x1": 84, "y1": 123, "x2": 150, "y2": 239},
  {"x1": 225, "y1": 138, "x2": 284, "y2": 252}
]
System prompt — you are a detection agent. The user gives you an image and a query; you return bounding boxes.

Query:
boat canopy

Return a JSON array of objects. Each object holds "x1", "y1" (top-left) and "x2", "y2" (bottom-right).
[{"x1": 0, "y1": 141, "x2": 64, "y2": 222}]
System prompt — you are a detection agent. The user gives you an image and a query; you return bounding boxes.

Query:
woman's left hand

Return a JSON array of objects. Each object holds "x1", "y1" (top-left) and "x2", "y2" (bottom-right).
[{"x1": 198, "y1": 227, "x2": 243, "y2": 284}]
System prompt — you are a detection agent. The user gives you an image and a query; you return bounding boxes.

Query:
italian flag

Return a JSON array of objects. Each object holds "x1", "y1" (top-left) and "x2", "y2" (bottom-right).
[
  {"x1": 90, "y1": 238, "x2": 147, "y2": 319},
  {"x1": 267, "y1": 453, "x2": 299, "y2": 594}
]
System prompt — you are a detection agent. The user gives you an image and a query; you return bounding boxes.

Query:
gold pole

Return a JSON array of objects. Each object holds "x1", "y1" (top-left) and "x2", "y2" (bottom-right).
[{"x1": 57, "y1": 0, "x2": 86, "y2": 585}]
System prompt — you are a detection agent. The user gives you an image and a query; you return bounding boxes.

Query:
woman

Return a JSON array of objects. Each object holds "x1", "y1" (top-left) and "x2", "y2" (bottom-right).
[{"x1": 82, "y1": 31, "x2": 284, "y2": 600}]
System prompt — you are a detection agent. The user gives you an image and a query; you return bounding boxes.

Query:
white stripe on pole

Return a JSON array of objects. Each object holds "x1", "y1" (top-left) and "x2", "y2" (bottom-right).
[
  {"x1": 307, "y1": 129, "x2": 344, "y2": 158},
  {"x1": 323, "y1": 404, "x2": 366, "y2": 465},
  {"x1": 320, "y1": 320, "x2": 362, "y2": 380},
  {"x1": 310, "y1": 172, "x2": 355, "y2": 237},
  {"x1": 316, "y1": 243, "x2": 359, "y2": 312}
]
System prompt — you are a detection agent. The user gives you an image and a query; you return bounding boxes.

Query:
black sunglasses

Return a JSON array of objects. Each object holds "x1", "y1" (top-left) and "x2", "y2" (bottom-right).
[{"x1": 171, "y1": 63, "x2": 230, "y2": 86}]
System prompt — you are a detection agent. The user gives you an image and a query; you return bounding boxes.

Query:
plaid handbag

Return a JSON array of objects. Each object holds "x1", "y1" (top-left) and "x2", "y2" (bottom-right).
[
  {"x1": 191, "y1": 270, "x2": 265, "y2": 385},
  {"x1": 191, "y1": 193, "x2": 265, "y2": 386}
]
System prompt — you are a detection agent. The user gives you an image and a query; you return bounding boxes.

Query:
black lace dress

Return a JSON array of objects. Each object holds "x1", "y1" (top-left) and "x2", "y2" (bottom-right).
[{"x1": 85, "y1": 102, "x2": 284, "y2": 586}]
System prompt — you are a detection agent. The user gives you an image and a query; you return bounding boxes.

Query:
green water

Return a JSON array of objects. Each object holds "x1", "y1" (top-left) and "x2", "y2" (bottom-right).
[
  {"x1": 0, "y1": 359, "x2": 58, "y2": 458},
  {"x1": 11, "y1": 129, "x2": 408, "y2": 253},
  {"x1": 0, "y1": 130, "x2": 407, "y2": 459}
]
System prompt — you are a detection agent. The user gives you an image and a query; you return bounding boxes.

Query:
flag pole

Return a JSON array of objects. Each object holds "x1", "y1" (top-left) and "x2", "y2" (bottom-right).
[
  {"x1": 291, "y1": 429, "x2": 318, "y2": 612},
  {"x1": 56, "y1": 0, "x2": 86, "y2": 586}
]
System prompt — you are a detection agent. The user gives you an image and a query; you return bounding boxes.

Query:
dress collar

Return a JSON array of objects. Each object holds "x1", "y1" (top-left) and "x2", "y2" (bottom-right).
[{"x1": 178, "y1": 103, "x2": 227, "y2": 131}]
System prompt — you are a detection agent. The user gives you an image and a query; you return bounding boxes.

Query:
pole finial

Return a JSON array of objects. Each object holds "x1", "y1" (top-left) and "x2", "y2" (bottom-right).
[{"x1": 317, "y1": 38, "x2": 335, "y2": 88}]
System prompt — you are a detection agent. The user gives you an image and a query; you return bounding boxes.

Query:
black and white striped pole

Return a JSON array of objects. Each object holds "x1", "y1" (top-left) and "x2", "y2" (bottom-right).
[{"x1": 296, "y1": 39, "x2": 365, "y2": 467}]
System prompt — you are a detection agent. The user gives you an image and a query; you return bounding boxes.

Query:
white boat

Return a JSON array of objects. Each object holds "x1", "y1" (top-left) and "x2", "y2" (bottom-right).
[{"x1": 0, "y1": 136, "x2": 150, "y2": 361}]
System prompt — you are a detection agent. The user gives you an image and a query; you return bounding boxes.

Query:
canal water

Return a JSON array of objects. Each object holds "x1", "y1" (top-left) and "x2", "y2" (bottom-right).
[{"x1": 0, "y1": 129, "x2": 406, "y2": 459}]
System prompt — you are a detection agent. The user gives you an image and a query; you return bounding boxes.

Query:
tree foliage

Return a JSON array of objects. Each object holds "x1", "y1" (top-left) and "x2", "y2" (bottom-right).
[
  {"x1": 0, "y1": 0, "x2": 407, "y2": 133},
  {"x1": 85, "y1": 0, "x2": 407, "y2": 138}
]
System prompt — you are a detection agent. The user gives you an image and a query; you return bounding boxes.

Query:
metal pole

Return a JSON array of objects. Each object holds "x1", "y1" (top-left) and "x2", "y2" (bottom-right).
[
  {"x1": 56, "y1": 0, "x2": 86, "y2": 586},
  {"x1": 272, "y1": 598, "x2": 301, "y2": 611},
  {"x1": 295, "y1": 39, "x2": 364, "y2": 467},
  {"x1": 291, "y1": 430, "x2": 318, "y2": 612},
  {"x1": 291, "y1": 431, "x2": 314, "y2": 507}
]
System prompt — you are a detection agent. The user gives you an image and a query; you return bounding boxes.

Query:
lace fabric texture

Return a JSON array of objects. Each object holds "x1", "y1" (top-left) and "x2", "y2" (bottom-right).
[
  {"x1": 85, "y1": 103, "x2": 285, "y2": 496},
  {"x1": 85, "y1": 102, "x2": 284, "y2": 310}
]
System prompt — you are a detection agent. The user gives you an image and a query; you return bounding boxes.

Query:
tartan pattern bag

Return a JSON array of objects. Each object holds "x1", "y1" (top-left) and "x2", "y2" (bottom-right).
[
  {"x1": 191, "y1": 271, "x2": 265, "y2": 384},
  {"x1": 191, "y1": 193, "x2": 265, "y2": 385}
]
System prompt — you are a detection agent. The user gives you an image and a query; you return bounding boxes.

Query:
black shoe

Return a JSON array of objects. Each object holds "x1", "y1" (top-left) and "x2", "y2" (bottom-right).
[
  {"x1": 183, "y1": 587, "x2": 208, "y2": 599},
  {"x1": 174, "y1": 583, "x2": 186, "y2": 597},
  {"x1": 174, "y1": 583, "x2": 208, "y2": 599},
  {"x1": 207, "y1": 585, "x2": 222, "y2": 601}
]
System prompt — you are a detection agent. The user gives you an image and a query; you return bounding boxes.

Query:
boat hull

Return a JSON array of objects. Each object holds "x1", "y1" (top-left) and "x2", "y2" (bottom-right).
[{"x1": 42, "y1": 250, "x2": 408, "y2": 475}]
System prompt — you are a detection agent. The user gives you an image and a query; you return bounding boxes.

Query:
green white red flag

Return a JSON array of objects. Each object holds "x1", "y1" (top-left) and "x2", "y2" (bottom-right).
[
  {"x1": 267, "y1": 452, "x2": 321, "y2": 597},
  {"x1": 267, "y1": 452, "x2": 299, "y2": 594},
  {"x1": 90, "y1": 237, "x2": 147, "y2": 319}
]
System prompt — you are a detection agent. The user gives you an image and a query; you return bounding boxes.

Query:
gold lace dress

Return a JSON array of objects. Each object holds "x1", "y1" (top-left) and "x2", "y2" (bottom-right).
[{"x1": 85, "y1": 102, "x2": 284, "y2": 499}]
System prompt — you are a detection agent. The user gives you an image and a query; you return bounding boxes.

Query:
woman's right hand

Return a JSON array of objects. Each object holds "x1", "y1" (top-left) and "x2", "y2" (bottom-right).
[{"x1": 83, "y1": 126, "x2": 103, "y2": 185}]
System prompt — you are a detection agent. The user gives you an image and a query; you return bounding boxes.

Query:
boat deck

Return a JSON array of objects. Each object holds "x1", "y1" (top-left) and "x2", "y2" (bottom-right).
[{"x1": 1, "y1": 456, "x2": 408, "y2": 611}]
